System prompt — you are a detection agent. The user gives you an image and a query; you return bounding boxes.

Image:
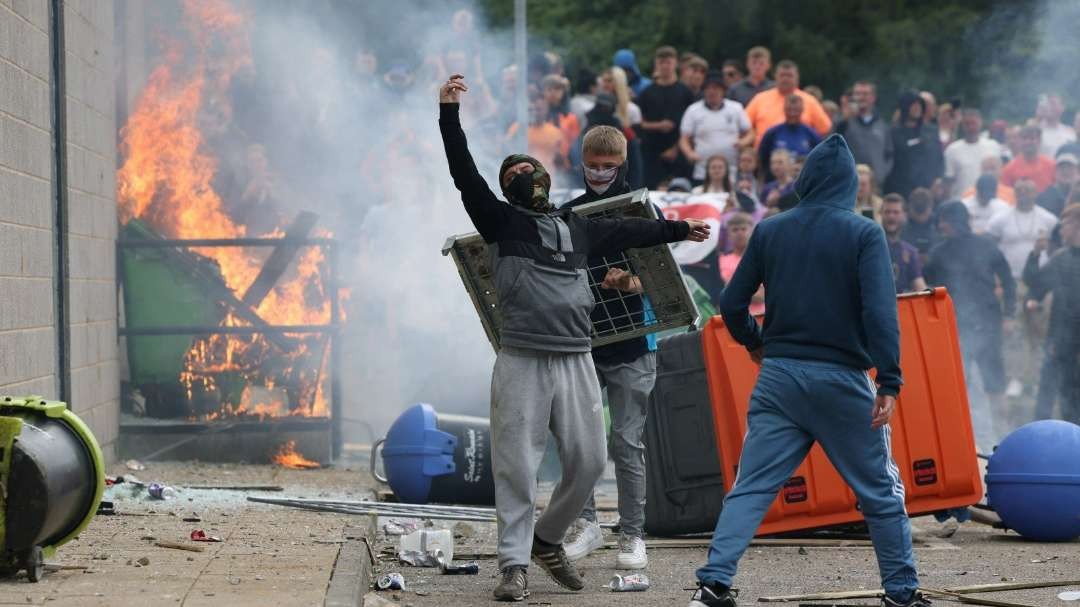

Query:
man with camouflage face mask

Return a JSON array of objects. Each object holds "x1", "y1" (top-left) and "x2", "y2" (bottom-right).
[
  {"x1": 440, "y1": 75, "x2": 709, "y2": 602},
  {"x1": 499, "y1": 153, "x2": 555, "y2": 212}
]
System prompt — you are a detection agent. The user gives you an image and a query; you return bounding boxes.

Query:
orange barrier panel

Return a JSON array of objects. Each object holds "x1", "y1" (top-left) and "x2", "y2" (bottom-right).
[{"x1": 702, "y1": 288, "x2": 983, "y2": 536}]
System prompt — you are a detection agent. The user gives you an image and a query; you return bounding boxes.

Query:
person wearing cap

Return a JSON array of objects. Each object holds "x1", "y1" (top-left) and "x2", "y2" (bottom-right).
[
  {"x1": 679, "y1": 69, "x2": 753, "y2": 185},
  {"x1": 924, "y1": 201, "x2": 1016, "y2": 449},
  {"x1": 1036, "y1": 152, "x2": 1079, "y2": 217},
  {"x1": 438, "y1": 75, "x2": 709, "y2": 602}
]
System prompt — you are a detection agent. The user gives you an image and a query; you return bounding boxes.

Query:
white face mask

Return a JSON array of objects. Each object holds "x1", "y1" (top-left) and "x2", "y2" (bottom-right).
[{"x1": 583, "y1": 165, "x2": 619, "y2": 194}]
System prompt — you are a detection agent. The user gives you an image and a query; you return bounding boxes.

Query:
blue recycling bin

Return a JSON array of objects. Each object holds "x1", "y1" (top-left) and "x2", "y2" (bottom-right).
[
  {"x1": 371, "y1": 404, "x2": 495, "y2": 505},
  {"x1": 985, "y1": 420, "x2": 1080, "y2": 542}
]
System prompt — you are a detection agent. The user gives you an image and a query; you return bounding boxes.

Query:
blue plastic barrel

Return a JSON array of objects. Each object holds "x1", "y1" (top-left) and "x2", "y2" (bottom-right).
[
  {"x1": 372, "y1": 404, "x2": 495, "y2": 505},
  {"x1": 985, "y1": 420, "x2": 1080, "y2": 542}
]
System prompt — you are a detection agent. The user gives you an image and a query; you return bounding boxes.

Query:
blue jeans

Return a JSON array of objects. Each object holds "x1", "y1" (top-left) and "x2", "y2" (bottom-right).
[{"x1": 695, "y1": 358, "x2": 919, "y2": 602}]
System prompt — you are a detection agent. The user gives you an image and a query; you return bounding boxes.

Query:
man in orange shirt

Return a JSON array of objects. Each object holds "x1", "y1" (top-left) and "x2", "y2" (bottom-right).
[
  {"x1": 745, "y1": 60, "x2": 832, "y2": 148},
  {"x1": 506, "y1": 91, "x2": 565, "y2": 179},
  {"x1": 1001, "y1": 125, "x2": 1056, "y2": 191}
]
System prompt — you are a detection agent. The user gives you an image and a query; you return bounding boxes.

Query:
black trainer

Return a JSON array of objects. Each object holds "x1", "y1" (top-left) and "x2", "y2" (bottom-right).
[
  {"x1": 688, "y1": 582, "x2": 738, "y2": 607},
  {"x1": 882, "y1": 591, "x2": 933, "y2": 607},
  {"x1": 530, "y1": 535, "x2": 585, "y2": 591},
  {"x1": 493, "y1": 566, "x2": 529, "y2": 602}
]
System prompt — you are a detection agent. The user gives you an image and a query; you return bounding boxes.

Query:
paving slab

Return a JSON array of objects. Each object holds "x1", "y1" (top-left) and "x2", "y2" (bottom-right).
[{"x1": 0, "y1": 461, "x2": 378, "y2": 607}]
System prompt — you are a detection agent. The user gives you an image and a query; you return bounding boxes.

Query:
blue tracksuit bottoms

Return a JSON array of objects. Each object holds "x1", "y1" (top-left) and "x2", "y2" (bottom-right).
[{"x1": 695, "y1": 357, "x2": 919, "y2": 601}]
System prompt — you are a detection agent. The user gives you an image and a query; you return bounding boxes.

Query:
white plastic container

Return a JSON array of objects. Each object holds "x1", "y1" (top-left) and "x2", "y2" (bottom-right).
[{"x1": 398, "y1": 529, "x2": 454, "y2": 565}]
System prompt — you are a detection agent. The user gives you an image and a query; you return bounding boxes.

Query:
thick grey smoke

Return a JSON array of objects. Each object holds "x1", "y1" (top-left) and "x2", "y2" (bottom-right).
[
  {"x1": 123, "y1": 0, "x2": 519, "y2": 440},
  {"x1": 240, "y1": 1, "x2": 516, "y2": 440}
]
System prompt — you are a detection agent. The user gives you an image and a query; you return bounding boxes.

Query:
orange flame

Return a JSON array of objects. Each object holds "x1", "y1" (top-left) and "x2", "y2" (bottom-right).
[
  {"x1": 272, "y1": 440, "x2": 321, "y2": 469},
  {"x1": 118, "y1": 0, "x2": 342, "y2": 420}
]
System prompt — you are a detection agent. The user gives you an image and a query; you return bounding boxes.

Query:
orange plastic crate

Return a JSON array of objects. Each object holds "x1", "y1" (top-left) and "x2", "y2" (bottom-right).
[{"x1": 702, "y1": 288, "x2": 983, "y2": 535}]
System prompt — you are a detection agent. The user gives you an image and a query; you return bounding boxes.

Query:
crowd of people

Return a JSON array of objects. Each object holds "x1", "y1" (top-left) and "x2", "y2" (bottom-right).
[
  {"x1": 434, "y1": 28, "x2": 1079, "y2": 607},
  {"x1": 488, "y1": 43, "x2": 1079, "y2": 436}
]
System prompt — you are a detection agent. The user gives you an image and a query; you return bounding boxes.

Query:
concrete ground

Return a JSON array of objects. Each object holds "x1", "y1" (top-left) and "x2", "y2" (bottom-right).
[
  {"x1": 369, "y1": 513, "x2": 1080, "y2": 607},
  {"x1": 0, "y1": 460, "x2": 376, "y2": 607},
  {"x1": 4, "y1": 460, "x2": 1078, "y2": 607}
]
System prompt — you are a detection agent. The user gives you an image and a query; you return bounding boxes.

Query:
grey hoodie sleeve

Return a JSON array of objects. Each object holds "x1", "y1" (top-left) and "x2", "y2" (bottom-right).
[{"x1": 858, "y1": 224, "x2": 903, "y2": 396}]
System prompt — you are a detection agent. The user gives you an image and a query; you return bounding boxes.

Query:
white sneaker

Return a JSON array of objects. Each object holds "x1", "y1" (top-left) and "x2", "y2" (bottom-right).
[
  {"x1": 562, "y1": 518, "x2": 604, "y2": 562},
  {"x1": 615, "y1": 534, "x2": 647, "y2": 570}
]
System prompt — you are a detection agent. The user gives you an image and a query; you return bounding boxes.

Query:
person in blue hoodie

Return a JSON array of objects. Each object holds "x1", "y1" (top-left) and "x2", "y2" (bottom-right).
[
  {"x1": 688, "y1": 135, "x2": 930, "y2": 607},
  {"x1": 613, "y1": 49, "x2": 652, "y2": 98}
]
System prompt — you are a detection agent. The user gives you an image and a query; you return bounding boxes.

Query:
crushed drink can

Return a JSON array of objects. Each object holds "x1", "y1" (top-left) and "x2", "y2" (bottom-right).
[
  {"x1": 608, "y1": 573, "x2": 650, "y2": 592},
  {"x1": 147, "y1": 483, "x2": 176, "y2": 500},
  {"x1": 441, "y1": 561, "x2": 479, "y2": 575},
  {"x1": 376, "y1": 572, "x2": 405, "y2": 591}
]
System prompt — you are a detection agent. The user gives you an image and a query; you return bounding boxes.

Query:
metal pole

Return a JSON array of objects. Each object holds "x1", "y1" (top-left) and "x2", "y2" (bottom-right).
[
  {"x1": 513, "y1": 0, "x2": 528, "y2": 152},
  {"x1": 117, "y1": 325, "x2": 336, "y2": 337},
  {"x1": 328, "y1": 243, "x2": 342, "y2": 461}
]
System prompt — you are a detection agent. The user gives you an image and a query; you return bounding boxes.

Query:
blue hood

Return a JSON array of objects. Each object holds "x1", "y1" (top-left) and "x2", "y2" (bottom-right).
[
  {"x1": 613, "y1": 49, "x2": 642, "y2": 77},
  {"x1": 793, "y1": 134, "x2": 858, "y2": 210}
]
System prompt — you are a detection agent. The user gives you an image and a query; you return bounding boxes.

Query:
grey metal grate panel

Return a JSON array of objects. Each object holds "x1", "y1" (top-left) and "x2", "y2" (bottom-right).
[{"x1": 442, "y1": 188, "x2": 699, "y2": 351}]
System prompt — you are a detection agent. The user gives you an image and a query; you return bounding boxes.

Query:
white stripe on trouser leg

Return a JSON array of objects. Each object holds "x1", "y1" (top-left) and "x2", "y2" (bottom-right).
[
  {"x1": 881, "y1": 424, "x2": 907, "y2": 505},
  {"x1": 867, "y1": 372, "x2": 906, "y2": 505}
]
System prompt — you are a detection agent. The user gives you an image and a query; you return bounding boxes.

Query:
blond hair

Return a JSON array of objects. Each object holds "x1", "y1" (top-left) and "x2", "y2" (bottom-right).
[
  {"x1": 606, "y1": 66, "x2": 633, "y2": 128},
  {"x1": 582, "y1": 125, "x2": 627, "y2": 160}
]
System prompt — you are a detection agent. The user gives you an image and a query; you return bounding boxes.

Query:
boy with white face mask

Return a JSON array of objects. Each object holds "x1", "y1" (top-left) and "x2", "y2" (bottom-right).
[{"x1": 561, "y1": 126, "x2": 655, "y2": 570}]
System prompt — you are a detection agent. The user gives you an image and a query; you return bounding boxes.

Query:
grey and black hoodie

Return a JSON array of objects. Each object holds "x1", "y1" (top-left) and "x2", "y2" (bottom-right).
[{"x1": 439, "y1": 102, "x2": 689, "y2": 353}]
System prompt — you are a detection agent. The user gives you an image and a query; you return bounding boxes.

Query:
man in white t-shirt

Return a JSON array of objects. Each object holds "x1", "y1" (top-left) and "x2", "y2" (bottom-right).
[
  {"x1": 985, "y1": 177, "x2": 1060, "y2": 399},
  {"x1": 945, "y1": 108, "x2": 1003, "y2": 199},
  {"x1": 1036, "y1": 94, "x2": 1077, "y2": 157},
  {"x1": 986, "y1": 178, "x2": 1059, "y2": 279},
  {"x1": 962, "y1": 174, "x2": 1011, "y2": 234},
  {"x1": 679, "y1": 70, "x2": 753, "y2": 183}
]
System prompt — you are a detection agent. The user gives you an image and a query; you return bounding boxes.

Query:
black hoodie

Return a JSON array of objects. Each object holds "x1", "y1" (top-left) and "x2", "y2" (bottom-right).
[
  {"x1": 883, "y1": 92, "x2": 944, "y2": 198},
  {"x1": 924, "y1": 201, "x2": 1016, "y2": 329},
  {"x1": 563, "y1": 167, "x2": 652, "y2": 364}
]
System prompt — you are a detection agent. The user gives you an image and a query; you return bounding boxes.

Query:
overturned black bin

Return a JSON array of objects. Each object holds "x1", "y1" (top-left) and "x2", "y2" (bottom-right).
[{"x1": 644, "y1": 330, "x2": 727, "y2": 536}]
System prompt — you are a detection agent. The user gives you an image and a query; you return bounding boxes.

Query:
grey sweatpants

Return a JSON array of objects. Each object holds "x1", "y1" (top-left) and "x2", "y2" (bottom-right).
[
  {"x1": 580, "y1": 352, "x2": 656, "y2": 538},
  {"x1": 491, "y1": 346, "x2": 608, "y2": 570}
]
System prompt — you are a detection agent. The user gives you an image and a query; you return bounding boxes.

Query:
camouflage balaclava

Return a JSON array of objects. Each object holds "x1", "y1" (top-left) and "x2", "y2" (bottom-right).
[{"x1": 499, "y1": 154, "x2": 553, "y2": 213}]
